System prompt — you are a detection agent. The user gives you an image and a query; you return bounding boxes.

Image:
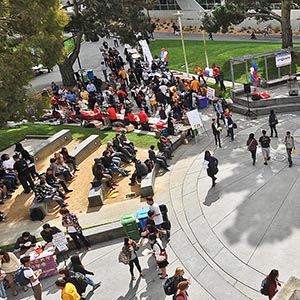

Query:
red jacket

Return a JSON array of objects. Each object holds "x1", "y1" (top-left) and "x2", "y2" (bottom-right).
[
  {"x1": 138, "y1": 111, "x2": 148, "y2": 123},
  {"x1": 268, "y1": 277, "x2": 281, "y2": 300},
  {"x1": 128, "y1": 112, "x2": 137, "y2": 122},
  {"x1": 107, "y1": 107, "x2": 117, "y2": 120}
]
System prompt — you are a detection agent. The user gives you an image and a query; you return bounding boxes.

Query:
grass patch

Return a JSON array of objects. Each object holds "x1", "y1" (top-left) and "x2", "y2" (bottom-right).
[
  {"x1": 0, "y1": 124, "x2": 157, "y2": 152},
  {"x1": 150, "y1": 40, "x2": 300, "y2": 83}
]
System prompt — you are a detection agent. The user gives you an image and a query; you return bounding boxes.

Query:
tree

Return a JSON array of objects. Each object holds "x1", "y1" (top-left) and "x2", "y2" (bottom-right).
[
  {"x1": 59, "y1": 0, "x2": 157, "y2": 86},
  {"x1": 202, "y1": 0, "x2": 293, "y2": 48},
  {"x1": 0, "y1": 0, "x2": 68, "y2": 126}
]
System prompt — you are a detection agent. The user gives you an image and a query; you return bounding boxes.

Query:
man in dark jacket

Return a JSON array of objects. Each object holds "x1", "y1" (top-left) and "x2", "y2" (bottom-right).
[
  {"x1": 211, "y1": 118, "x2": 222, "y2": 148},
  {"x1": 13, "y1": 155, "x2": 34, "y2": 193},
  {"x1": 40, "y1": 223, "x2": 61, "y2": 243},
  {"x1": 129, "y1": 158, "x2": 149, "y2": 186}
]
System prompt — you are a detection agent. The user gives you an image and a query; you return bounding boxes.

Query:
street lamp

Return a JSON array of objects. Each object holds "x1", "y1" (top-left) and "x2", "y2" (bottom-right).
[
  {"x1": 199, "y1": 11, "x2": 209, "y2": 69},
  {"x1": 174, "y1": 11, "x2": 189, "y2": 77}
]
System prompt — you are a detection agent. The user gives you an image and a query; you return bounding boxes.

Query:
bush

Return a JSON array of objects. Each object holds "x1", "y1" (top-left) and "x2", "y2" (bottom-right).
[{"x1": 273, "y1": 26, "x2": 281, "y2": 33}]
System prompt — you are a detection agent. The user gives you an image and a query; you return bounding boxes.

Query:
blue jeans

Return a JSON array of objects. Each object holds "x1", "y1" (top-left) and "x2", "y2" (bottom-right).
[
  {"x1": 85, "y1": 275, "x2": 94, "y2": 287},
  {"x1": 0, "y1": 282, "x2": 7, "y2": 299},
  {"x1": 287, "y1": 148, "x2": 292, "y2": 164}
]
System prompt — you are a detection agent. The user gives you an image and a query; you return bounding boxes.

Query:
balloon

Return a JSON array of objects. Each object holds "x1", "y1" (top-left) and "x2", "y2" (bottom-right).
[{"x1": 250, "y1": 67, "x2": 254, "y2": 74}]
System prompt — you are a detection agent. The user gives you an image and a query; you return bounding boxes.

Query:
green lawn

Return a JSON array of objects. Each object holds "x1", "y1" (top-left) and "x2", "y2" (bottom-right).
[
  {"x1": 150, "y1": 40, "x2": 300, "y2": 83},
  {"x1": 0, "y1": 124, "x2": 157, "y2": 152}
]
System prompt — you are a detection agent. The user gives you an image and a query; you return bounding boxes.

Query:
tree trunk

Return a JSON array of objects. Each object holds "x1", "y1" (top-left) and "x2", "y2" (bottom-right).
[
  {"x1": 58, "y1": 57, "x2": 76, "y2": 87},
  {"x1": 281, "y1": 0, "x2": 293, "y2": 48}
]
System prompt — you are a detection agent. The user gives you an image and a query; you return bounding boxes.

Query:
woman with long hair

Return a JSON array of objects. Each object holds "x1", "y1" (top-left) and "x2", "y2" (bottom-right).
[
  {"x1": 246, "y1": 133, "x2": 258, "y2": 166},
  {"x1": 266, "y1": 269, "x2": 281, "y2": 299},
  {"x1": 122, "y1": 237, "x2": 144, "y2": 280},
  {"x1": 174, "y1": 280, "x2": 189, "y2": 300},
  {"x1": 0, "y1": 249, "x2": 20, "y2": 296}
]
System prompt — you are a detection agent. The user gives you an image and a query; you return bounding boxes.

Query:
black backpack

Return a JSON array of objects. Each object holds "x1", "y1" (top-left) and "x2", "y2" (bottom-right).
[
  {"x1": 163, "y1": 276, "x2": 176, "y2": 295},
  {"x1": 260, "y1": 278, "x2": 269, "y2": 296},
  {"x1": 30, "y1": 208, "x2": 45, "y2": 221},
  {"x1": 14, "y1": 267, "x2": 30, "y2": 286}
]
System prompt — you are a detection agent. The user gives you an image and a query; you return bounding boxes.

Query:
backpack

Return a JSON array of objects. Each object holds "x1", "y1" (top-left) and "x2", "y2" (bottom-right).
[
  {"x1": 260, "y1": 136, "x2": 270, "y2": 148},
  {"x1": 260, "y1": 278, "x2": 269, "y2": 296},
  {"x1": 118, "y1": 248, "x2": 129, "y2": 265},
  {"x1": 72, "y1": 272, "x2": 88, "y2": 294},
  {"x1": 14, "y1": 267, "x2": 30, "y2": 286},
  {"x1": 30, "y1": 208, "x2": 45, "y2": 221},
  {"x1": 163, "y1": 276, "x2": 176, "y2": 295}
]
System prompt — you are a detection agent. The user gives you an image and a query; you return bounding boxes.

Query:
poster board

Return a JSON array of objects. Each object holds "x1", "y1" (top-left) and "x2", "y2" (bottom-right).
[
  {"x1": 186, "y1": 109, "x2": 203, "y2": 130},
  {"x1": 275, "y1": 52, "x2": 292, "y2": 68},
  {"x1": 52, "y1": 232, "x2": 69, "y2": 252},
  {"x1": 206, "y1": 87, "x2": 215, "y2": 101}
]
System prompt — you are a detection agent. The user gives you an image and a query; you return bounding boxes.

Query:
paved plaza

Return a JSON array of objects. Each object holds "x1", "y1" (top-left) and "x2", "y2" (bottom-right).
[
  {"x1": 9, "y1": 109, "x2": 300, "y2": 300},
  {"x1": 11, "y1": 34, "x2": 300, "y2": 300}
]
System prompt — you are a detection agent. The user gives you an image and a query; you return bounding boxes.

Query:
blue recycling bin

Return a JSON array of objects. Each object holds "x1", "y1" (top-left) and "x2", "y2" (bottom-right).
[
  {"x1": 87, "y1": 69, "x2": 94, "y2": 81},
  {"x1": 198, "y1": 97, "x2": 209, "y2": 109},
  {"x1": 136, "y1": 207, "x2": 149, "y2": 231}
]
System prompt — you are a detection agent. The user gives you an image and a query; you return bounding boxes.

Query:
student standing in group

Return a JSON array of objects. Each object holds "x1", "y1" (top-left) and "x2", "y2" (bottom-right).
[
  {"x1": 246, "y1": 133, "x2": 258, "y2": 166},
  {"x1": 225, "y1": 114, "x2": 234, "y2": 141},
  {"x1": 269, "y1": 110, "x2": 278, "y2": 138},
  {"x1": 174, "y1": 280, "x2": 189, "y2": 299},
  {"x1": 259, "y1": 130, "x2": 271, "y2": 165},
  {"x1": 121, "y1": 237, "x2": 144, "y2": 280},
  {"x1": 211, "y1": 118, "x2": 222, "y2": 148},
  {"x1": 203, "y1": 151, "x2": 219, "y2": 187},
  {"x1": 20, "y1": 256, "x2": 42, "y2": 300},
  {"x1": 284, "y1": 131, "x2": 295, "y2": 167}
]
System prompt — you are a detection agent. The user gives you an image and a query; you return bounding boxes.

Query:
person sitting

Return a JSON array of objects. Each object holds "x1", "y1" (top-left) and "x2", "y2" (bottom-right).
[
  {"x1": 113, "y1": 133, "x2": 134, "y2": 160},
  {"x1": 45, "y1": 168, "x2": 73, "y2": 193},
  {"x1": 119, "y1": 129, "x2": 136, "y2": 156},
  {"x1": 92, "y1": 158, "x2": 117, "y2": 188},
  {"x1": 157, "y1": 136, "x2": 173, "y2": 159},
  {"x1": 49, "y1": 157, "x2": 74, "y2": 182},
  {"x1": 60, "y1": 147, "x2": 79, "y2": 173},
  {"x1": 34, "y1": 178, "x2": 69, "y2": 208},
  {"x1": 129, "y1": 158, "x2": 149, "y2": 186},
  {"x1": 14, "y1": 231, "x2": 37, "y2": 253},
  {"x1": 107, "y1": 105, "x2": 118, "y2": 123},
  {"x1": 101, "y1": 151, "x2": 130, "y2": 177},
  {"x1": 40, "y1": 223, "x2": 61, "y2": 243},
  {"x1": 127, "y1": 109, "x2": 139, "y2": 128},
  {"x1": 137, "y1": 108, "x2": 150, "y2": 131},
  {"x1": 106, "y1": 142, "x2": 130, "y2": 164},
  {"x1": 148, "y1": 145, "x2": 170, "y2": 172},
  {"x1": 0, "y1": 183, "x2": 12, "y2": 203}
]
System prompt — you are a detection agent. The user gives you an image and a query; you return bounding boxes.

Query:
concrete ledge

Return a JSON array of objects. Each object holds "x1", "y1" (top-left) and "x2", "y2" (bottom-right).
[
  {"x1": 29, "y1": 199, "x2": 49, "y2": 217},
  {"x1": 70, "y1": 134, "x2": 101, "y2": 165},
  {"x1": 33, "y1": 130, "x2": 72, "y2": 162},
  {"x1": 88, "y1": 178, "x2": 110, "y2": 207},
  {"x1": 141, "y1": 163, "x2": 160, "y2": 197},
  {"x1": 66, "y1": 221, "x2": 125, "y2": 251}
]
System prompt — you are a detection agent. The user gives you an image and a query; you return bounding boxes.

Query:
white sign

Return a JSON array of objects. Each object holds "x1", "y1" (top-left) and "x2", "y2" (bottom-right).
[
  {"x1": 139, "y1": 39, "x2": 153, "y2": 64},
  {"x1": 186, "y1": 109, "x2": 203, "y2": 130},
  {"x1": 52, "y1": 232, "x2": 69, "y2": 252},
  {"x1": 275, "y1": 52, "x2": 292, "y2": 68},
  {"x1": 206, "y1": 87, "x2": 215, "y2": 101}
]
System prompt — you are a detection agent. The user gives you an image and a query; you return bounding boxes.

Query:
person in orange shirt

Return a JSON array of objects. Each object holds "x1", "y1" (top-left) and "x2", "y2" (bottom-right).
[
  {"x1": 55, "y1": 279, "x2": 80, "y2": 300},
  {"x1": 194, "y1": 65, "x2": 206, "y2": 84},
  {"x1": 118, "y1": 67, "x2": 128, "y2": 86},
  {"x1": 191, "y1": 76, "x2": 200, "y2": 92}
]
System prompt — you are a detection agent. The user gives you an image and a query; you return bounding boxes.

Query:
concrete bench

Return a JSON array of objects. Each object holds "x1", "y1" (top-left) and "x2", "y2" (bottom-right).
[
  {"x1": 69, "y1": 135, "x2": 101, "y2": 165},
  {"x1": 29, "y1": 198, "x2": 49, "y2": 217},
  {"x1": 88, "y1": 179, "x2": 110, "y2": 207},
  {"x1": 33, "y1": 130, "x2": 72, "y2": 162},
  {"x1": 141, "y1": 136, "x2": 181, "y2": 198},
  {"x1": 266, "y1": 75, "x2": 289, "y2": 87}
]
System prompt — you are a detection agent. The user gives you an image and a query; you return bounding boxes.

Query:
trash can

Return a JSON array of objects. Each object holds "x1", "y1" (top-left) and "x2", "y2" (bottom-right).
[
  {"x1": 87, "y1": 69, "x2": 94, "y2": 81},
  {"x1": 198, "y1": 97, "x2": 209, "y2": 109},
  {"x1": 120, "y1": 212, "x2": 140, "y2": 241},
  {"x1": 136, "y1": 207, "x2": 149, "y2": 231},
  {"x1": 159, "y1": 204, "x2": 171, "y2": 230}
]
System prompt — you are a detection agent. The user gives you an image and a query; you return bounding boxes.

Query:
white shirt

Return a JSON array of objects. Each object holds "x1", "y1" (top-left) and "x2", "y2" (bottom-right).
[
  {"x1": 149, "y1": 202, "x2": 163, "y2": 225},
  {"x1": 24, "y1": 267, "x2": 40, "y2": 287},
  {"x1": 2, "y1": 158, "x2": 14, "y2": 170}
]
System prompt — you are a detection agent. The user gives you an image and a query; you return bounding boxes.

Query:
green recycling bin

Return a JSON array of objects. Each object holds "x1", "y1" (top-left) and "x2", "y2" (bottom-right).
[{"x1": 121, "y1": 212, "x2": 140, "y2": 241}]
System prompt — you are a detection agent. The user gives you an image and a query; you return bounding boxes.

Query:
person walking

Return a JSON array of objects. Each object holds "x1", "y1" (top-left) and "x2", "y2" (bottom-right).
[
  {"x1": 55, "y1": 278, "x2": 80, "y2": 300},
  {"x1": 174, "y1": 280, "x2": 189, "y2": 300},
  {"x1": 269, "y1": 110, "x2": 278, "y2": 138},
  {"x1": 121, "y1": 237, "x2": 144, "y2": 280},
  {"x1": 59, "y1": 208, "x2": 91, "y2": 253},
  {"x1": 246, "y1": 133, "x2": 258, "y2": 166},
  {"x1": 265, "y1": 269, "x2": 281, "y2": 300},
  {"x1": 259, "y1": 130, "x2": 271, "y2": 165},
  {"x1": 149, "y1": 233, "x2": 168, "y2": 279},
  {"x1": 211, "y1": 118, "x2": 222, "y2": 148},
  {"x1": 0, "y1": 250, "x2": 20, "y2": 296},
  {"x1": 70, "y1": 255, "x2": 101, "y2": 291},
  {"x1": 203, "y1": 151, "x2": 218, "y2": 187},
  {"x1": 284, "y1": 131, "x2": 295, "y2": 167},
  {"x1": 225, "y1": 114, "x2": 234, "y2": 141},
  {"x1": 19, "y1": 256, "x2": 42, "y2": 300}
]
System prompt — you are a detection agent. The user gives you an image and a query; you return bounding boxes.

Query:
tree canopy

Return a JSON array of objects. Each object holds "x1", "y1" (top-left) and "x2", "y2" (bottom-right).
[
  {"x1": 202, "y1": 0, "x2": 293, "y2": 48},
  {"x1": 0, "y1": 0, "x2": 68, "y2": 126}
]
